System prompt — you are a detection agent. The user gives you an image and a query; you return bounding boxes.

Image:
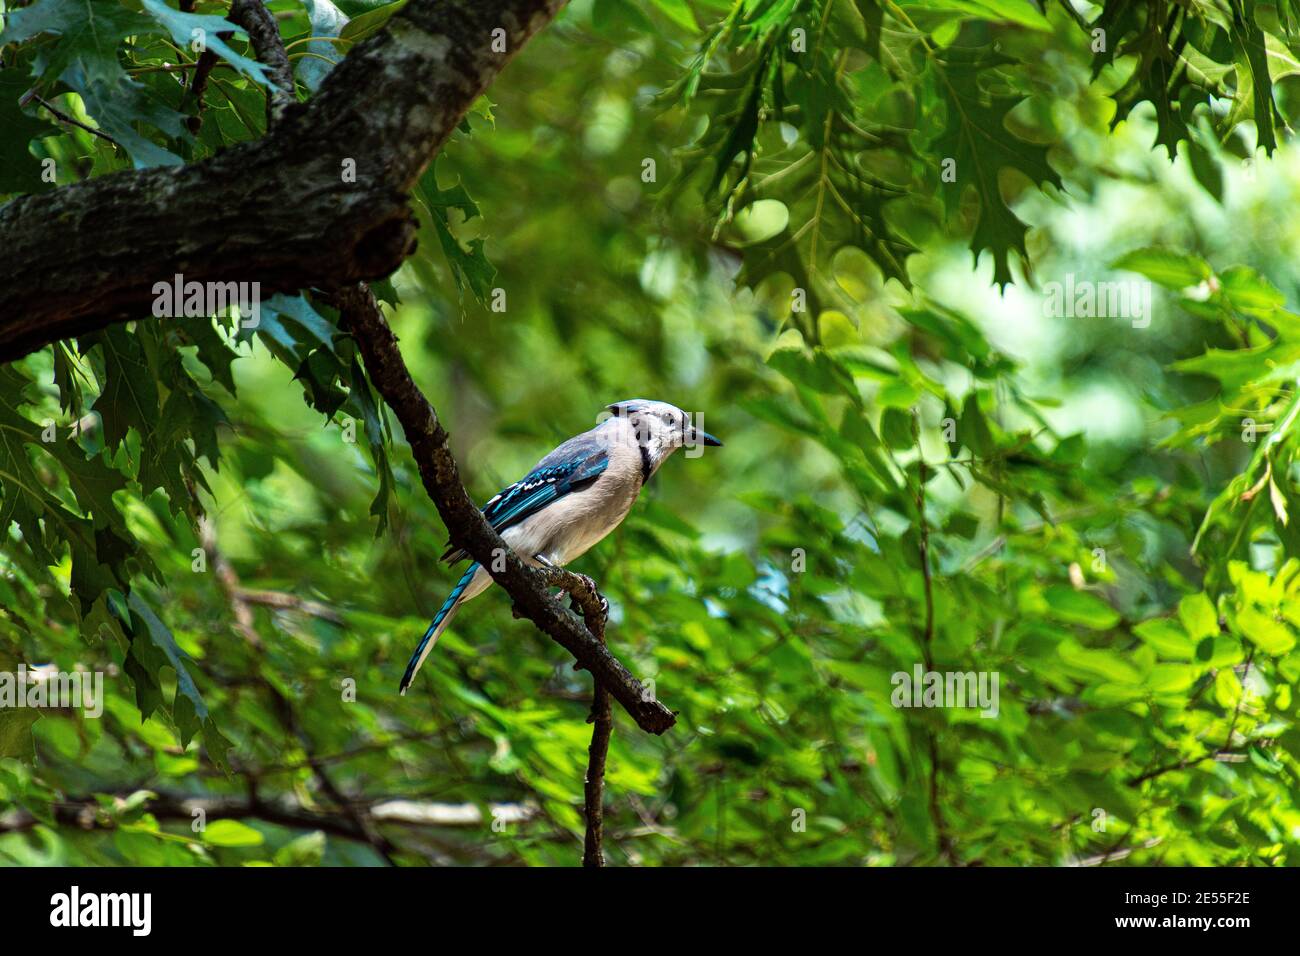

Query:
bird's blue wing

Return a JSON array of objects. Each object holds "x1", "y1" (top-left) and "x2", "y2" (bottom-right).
[{"x1": 441, "y1": 445, "x2": 609, "y2": 562}]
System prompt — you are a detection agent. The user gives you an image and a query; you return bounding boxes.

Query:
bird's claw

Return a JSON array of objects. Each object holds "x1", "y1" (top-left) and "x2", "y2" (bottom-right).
[{"x1": 576, "y1": 574, "x2": 608, "y2": 621}]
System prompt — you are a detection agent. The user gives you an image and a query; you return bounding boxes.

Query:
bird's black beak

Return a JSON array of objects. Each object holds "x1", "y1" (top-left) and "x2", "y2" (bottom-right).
[{"x1": 696, "y1": 430, "x2": 723, "y2": 447}]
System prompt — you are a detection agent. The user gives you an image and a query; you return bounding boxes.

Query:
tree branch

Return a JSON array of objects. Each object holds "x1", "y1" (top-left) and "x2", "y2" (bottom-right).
[
  {"x1": 333, "y1": 283, "x2": 676, "y2": 736},
  {"x1": 199, "y1": 510, "x2": 400, "y2": 863},
  {"x1": 1127, "y1": 655, "x2": 1256, "y2": 787},
  {"x1": 578, "y1": 593, "x2": 612, "y2": 867},
  {"x1": 0, "y1": 0, "x2": 569, "y2": 361},
  {"x1": 546, "y1": 577, "x2": 615, "y2": 866},
  {"x1": 21, "y1": 90, "x2": 120, "y2": 145},
  {"x1": 0, "y1": 792, "x2": 535, "y2": 837},
  {"x1": 228, "y1": 0, "x2": 296, "y2": 125},
  {"x1": 910, "y1": 411, "x2": 956, "y2": 865}
]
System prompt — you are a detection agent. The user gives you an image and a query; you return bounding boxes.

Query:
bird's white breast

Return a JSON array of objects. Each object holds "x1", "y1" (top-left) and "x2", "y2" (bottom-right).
[{"x1": 502, "y1": 418, "x2": 645, "y2": 566}]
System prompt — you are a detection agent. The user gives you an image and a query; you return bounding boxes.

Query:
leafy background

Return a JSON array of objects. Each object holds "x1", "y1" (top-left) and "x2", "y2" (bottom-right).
[{"x1": 2, "y1": 0, "x2": 1300, "y2": 865}]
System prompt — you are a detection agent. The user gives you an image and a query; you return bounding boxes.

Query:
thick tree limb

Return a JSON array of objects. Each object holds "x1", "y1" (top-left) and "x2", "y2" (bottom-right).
[
  {"x1": 0, "y1": 0, "x2": 568, "y2": 361},
  {"x1": 334, "y1": 283, "x2": 676, "y2": 736}
]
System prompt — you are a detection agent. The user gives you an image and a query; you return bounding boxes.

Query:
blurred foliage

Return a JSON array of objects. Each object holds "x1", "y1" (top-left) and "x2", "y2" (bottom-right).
[{"x1": 2, "y1": 0, "x2": 1300, "y2": 866}]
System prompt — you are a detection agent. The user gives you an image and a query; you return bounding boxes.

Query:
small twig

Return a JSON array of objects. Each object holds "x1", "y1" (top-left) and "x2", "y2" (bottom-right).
[
  {"x1": 130, "y1": 61, "x2": 225, "y2": 75},
  {"x1": 1071, "y1": 837, "x2": 1163, "y2": 867},
  {"x1": 265, "y1": 676, "x2": 400, "y2": 866},
  {"x1": 1127, "y1": 745, "x2": 1249, "y2": 787},
  {"x1": 1220, "y1": 648, "x2": 1256, "y2": 753},
  {"x1": 199, "y1": 515, "x2": 262, "y2": 649},
  {"x1": 283, "y1": 35, "x2": 353, "y2": 53},
  {"x1": 199, "y1": 512, "x2": 397, "y2": 863},
  {"x1": 186, "y1": 50, "x2": 222, "y2": 133},
  {"x1": 1127, "y1": 653, "x2": 1256, "y2": 787},
  {"x1": 290, "y1": 51, "x2": 342, "y2": 67},
  {"x1": 505, "y1": 562, "x2": 614, "y2": 865},
  {"x1": 573, "y1": 591, "x2": 611, "y2": 867},
  {"x1": 25, "y1": 92, "x2": 118, "y2": 145},
  {"x1": 0, "y1": 791, "x2": 516, "y2": 838},
  {"x1": 233, "y1": 587, "x2": 343, "y2": 623},
  {"x1": 910, "y1": 410, "x2": 956, "y2": 865}
]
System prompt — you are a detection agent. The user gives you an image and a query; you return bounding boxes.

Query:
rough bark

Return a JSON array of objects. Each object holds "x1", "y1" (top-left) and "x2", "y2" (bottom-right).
[
  {"x1": 574, "y1": 593, "x2": 613, "y2": 867},
  {"x1": 0, "y1": 0, "x2": 567, "y2": 362},
  {"x1": 228, "y1": 0, "x2": 295, "y2": 124}
]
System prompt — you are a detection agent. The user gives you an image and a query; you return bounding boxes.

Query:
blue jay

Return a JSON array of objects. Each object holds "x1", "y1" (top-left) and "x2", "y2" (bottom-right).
[{"x1": 399, "y1": 399, "x2": 722, "y2": 693}]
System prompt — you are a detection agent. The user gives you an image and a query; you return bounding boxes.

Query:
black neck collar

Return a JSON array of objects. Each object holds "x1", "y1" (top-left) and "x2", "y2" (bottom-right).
[{"x1": 638, "y1": 441, "x2": 653, "y2": 484}]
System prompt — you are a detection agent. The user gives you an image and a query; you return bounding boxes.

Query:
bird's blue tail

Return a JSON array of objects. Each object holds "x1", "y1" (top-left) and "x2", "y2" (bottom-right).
[{"x1": 399, "y1": 562, "x2": 479, "y2": 694}]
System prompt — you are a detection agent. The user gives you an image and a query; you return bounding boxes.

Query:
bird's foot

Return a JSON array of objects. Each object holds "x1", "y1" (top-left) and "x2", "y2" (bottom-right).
[{"x1": 572, "y1": 573, "x2": 608, "y2": 620}]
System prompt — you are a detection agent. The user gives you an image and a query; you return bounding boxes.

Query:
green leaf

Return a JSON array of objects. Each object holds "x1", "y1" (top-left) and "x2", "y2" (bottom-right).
[
  {"x1": 90, "y1": 325, "x2": 160, "y2": 451},
  {"x1": 274, "y1": 830, "x2": 326, "y2": 864},
  {"x1": 1178, "y1": 593, "x2": 1220, "y2": 642},
  {"x1": 338, "y1": 0, "x2": 407, "y2": 44},
  {"x1": 0, "y1": 0, "x2": 153, "y2": 89},
  {"x1": 1186, "y1": 137, "x2": 1223, "y2": 201},
  {"x1": 1089, "y1": 2, "x2": 1193, "y2": 157},
  {"x1": 124, "y1": 594, "x2": 232, "y2": 772},
  {"x1": 767, "y1": 339, "x2": 858, "y2": 397},
  {"x1": 1110, "y1": 247, "x2": 1211, "y2": 289},
  {"x1": 690, "y1": 30, "x2": 916, "y2": 322},
  {"x1": 298, "y1": 0, "x2": 351, "y2": 91},
  {"x1": 930, "y1": 43, "x2": 1061, "y2": 288},
  {"x1": 0, "y1": 709, "x2": 41, "y2": 762},
  {"x1": 343, "y1": 356, "x2": 394, "y2": 536},
  {"x1": 649, "y1": 0, "x2": 698, "y2": 32},
  {"x1": 0, "y1": 71, "x2": 61, "y2": 194},
  {"x1": 1236, "y1": 606, "x2": 1296, "y2": 655},
  {"x1": 1134, "y1": 618, "x2": 1195, "y2": 659},
  {"x1": 957, "y1": 392, "x2": 994, "y2": 457},
  {"x1": 1044, "y1": 586, "x2": 1120, "y2": 630},
  {"x1": 179, "y1": 316, "x2": 239, "y2": 394},
  {"x1": 1230, "y1": 3, "x2": 1280, "y2": 154},
  {"x1": 901, "y1": 0, "x2": 1051, "y2": 31},
  {"x1": 241, "y1": 293, "x2": 337, "y2": 366},
  {"x1": 880, "y1": 407, "x2": 913, "y2": 450},
  {"x1": 139, "y1": 0, "x2": 272, "y2": 88},
  {"x1": 202, "y1": 819, "x2": 264, "y2": 847},
  {"x1": 74, "y1": 72, "x2": 188, "y2": 168},
  {"x1": 1219, "y1": 265, "x2": 1285, "y2": 313},
  {"x1": 1059, "y1": 637, "x2": 1141, "y2": 683},
  {"x1": 1248, "y1": 746, "x2": 1283, "y2": 775},
  {"x1": 416, "y1": 163, "x2": 496, "y2": 306}
]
